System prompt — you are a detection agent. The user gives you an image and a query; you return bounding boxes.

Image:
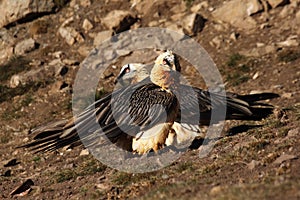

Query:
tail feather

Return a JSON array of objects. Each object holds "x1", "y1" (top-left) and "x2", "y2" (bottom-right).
[{"x1": 229, "y1": 92, "x2": 280, "y2": 104}]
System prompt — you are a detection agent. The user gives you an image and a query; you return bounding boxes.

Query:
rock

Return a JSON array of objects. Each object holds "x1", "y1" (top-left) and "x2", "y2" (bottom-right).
[
  {"x1": 14, "y1": 38, "x2": 38, "y2": 55},
  {"x1": 10, "y1": 179, "x2": 34, "y2": 197},
  {"x1": 276, "y1": 35, "x2": 299, "y2": 47},
  {"x1": 246, "y1": 0, "x2": 263, "y2": 15},
  {"x1": 0, "y1": 0, "x2": 55, "y2": 28},
  {"x1": 164, "y1": 23, "x2": 185, "y2": 40},
  {"x1": 62, "y1": 58, "x2": 79, "y2": 66},
  {"x1": 93, "y1": 30, "x2": 113, "y2": 47},
  {"x1": 279, "y1": 5, "x2": 291, "y2": 18},
  {"x1": 296, "y1": 10, "x2": 300, "y2": 25},
  {"x1": 230, "y1": 32, "x2": 239, "y2": 41},
  {"x1": 82, "y1": 19, "x2": 93, "y2": 32},
  {"x1": 0, "y1": 47, "x2": 13, "y2": 64},
  {"x1": 256, "y1": 42, "x2": 265, "y2": 47},
  {"x1": 0, "y1": 31, "x2": 14, "y2": 63},
  {"x1": 190, "y1": 1, "x2": 209, "y2": 13},
  {"x1": 247, "y1": 160, "x2": 260, "y2": 170},
  {"x1": 79, "y1": 149, "x2": 89, "y2": 156},
  {"x1": 77, "y1": 45, "x2": 92, "y2": 57},
  {"x1": 58, "y1": 26, "x2": 84, "y2": 45},
  {"x1": 134, "y1": 0, "x2": 163, "y2": 16},
  {"x1": 252, "y1": 72, "x2": 259, "y2": 79},
  {"x1": 240, "y1": 45, "x2": 277, "y2": 57},
  {"x1": 4, "y1": 159, "x2": 20, "y2": 167},
  {"x1": 29, "y1": 20, "x2": 48, "y2": 36},
  {"x1": 170, "y1": 13, "x2": 185, "y2": 22},
  {"x1": 80, "y1": 0, "x2": 91, "y2": 7},
  {"x1": 213, "y1": 23, "x2": 229, "y2": 32},
  {"x1": 267, "y1": 0, "x2": 289, "y2": 8},
  {"x1": 210, "y1": 36, "x2": 223, "y2": 49},
  {"x1": 161, "y1": 174, "x2": 169, "y2": 179},
  {"x1": 210, "y1": 186, "x2": 223, "y2": 196},
  {"x1": 273, "y1": 154, "x2": 297, "y2": 164},
  {"x1": 102, "y1": 10, "x2": 138, "y2": 33},
  {"x1": 272, "y1": 85, "x2": 284, "y2": 89},
  {"x1": 212, "y1": 0, "x2": 259, "y2": 30},
  {"x1": 48, "y1": 58, "x2": 66, "y2": 76},
  {"x1": 282, "y1": 92, "x2": 293, "y2": 99},
  {"x1": 95, "y1": 183, "x2": 110, "y2": 190},
  {"x1": 287, "y1": 128, "x2": 299, "y2": 137},
  {"x1": 9, "y1": 64, "x2": 56, "y2": 88},
  {"x1": 0, "y1": 28, "x2": 15, "y2": 63},
  {"x1": 61, "y1": 17, "x2": 74, "y2": 27},
  {"x1": 182, "y1": 13, "x2": 206, "y2": 36},
  {"x1": 50, "y1": 80, "x2": 69, "y2": 93}
]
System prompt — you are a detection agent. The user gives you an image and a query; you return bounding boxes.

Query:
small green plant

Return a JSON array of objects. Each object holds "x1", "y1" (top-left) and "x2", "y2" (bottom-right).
[
  {"x1": 177, "y1": 161, "x2": 194, "y2": 173},
  {"x1": 223, "y1": 53, "x2": 251, "y2": 86},
  {"x1": 249, "y1": 139, "x2": 269, "y2": 151},
  {"x1": 32, "y1": 156, "x2": 41, "y2": 162},
  {"x1": 55, "y1": 169, "x2": 77, "y2": 183},
  {"x1": 227, "y1": 53, "x2": 245, "y2": 67},
  {"x1": 112, "y1": 172, "x2": 133, "y2": 185},
  {"x1": 184, "y1": 0, "x2": 195, "y2": 8},
  {"x1": 78, "y1": 159, "x2": 106, "y2": 176}
]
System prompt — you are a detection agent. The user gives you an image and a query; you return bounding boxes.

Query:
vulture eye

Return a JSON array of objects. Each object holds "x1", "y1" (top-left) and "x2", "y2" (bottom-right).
[
  {"x1": 163, "y1": 58, "x2": 171, "y2": 66},
  {"x1": 125, "y1": 64, "x2": 131, "y2": 73}
]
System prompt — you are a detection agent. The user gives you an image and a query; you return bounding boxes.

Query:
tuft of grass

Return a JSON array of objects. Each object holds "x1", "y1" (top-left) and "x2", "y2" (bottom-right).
[
  {"x1": 177, "y1": 161, "x2": 194, "y2": 173},
  {"x1": 249, "y1": 139, "x2": 270, "y2": 151},
  {"x1": 112, "y1": 172, "x2": 155, "y2": 186},
  {"x1": 288, "y1": 103, "x2": 300, "y2": 120},
  {"x1": 55, "y1": 169, "x2": 77, "y2": 183},
  {"x1": 223, "y1": 53, "x2": 252, "y2": 86},
  {"x1": 78, "y1": 159, "x2": 106, "y2": 176},
  {"x1": 277, "y1": 128, "x2": 289, "y2": 137},
  {"x1": 200, "y1": 163, "x2": 220, "y2": 175},
  {"x1": 226, "y1": 53, "x2": 245, "y2": 67},
  {"x1": 184, "y1": 0, "x2": 195, "y2": 8},
  {"x1": 32, "y1": 156, "x2": 41, "y2": 162},
  {"x1": 112, "y1": 172, "x2": 133, "y2": 185}
]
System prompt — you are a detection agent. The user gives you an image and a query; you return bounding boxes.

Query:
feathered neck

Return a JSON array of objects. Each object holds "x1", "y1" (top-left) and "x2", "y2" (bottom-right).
[{"x1": 150, "y1": 63, "x2": 179, "y2": 91}]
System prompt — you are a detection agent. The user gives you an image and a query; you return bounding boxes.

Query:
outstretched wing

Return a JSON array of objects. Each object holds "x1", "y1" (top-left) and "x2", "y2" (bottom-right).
[
  {"x1": 175, "y1": 85, "x2": 253, "y2": 126},
  {"x1": 21, "y1": 78, "x2": 178, "y2": 152}
]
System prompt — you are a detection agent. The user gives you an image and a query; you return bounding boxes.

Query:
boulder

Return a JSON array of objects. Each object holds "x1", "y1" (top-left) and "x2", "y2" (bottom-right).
[
  {"x1": 212, "y1": 0, "x2": 262, "y2": 30},
  {"x1": 182, "y1": 13, "x2": 206, "y2": 36},
  {"x1": 102, "y1": 10, "x2": 138, "y2": 33},
  {"x1": 14, "y1": 38, "x2": 38, "y2": 55},
  {"x1": 267, "y1": 0, "x2": 289, "y2": 8},
  {"x1": 0, "y1": 0, "x2": 55, "y2": 28}
]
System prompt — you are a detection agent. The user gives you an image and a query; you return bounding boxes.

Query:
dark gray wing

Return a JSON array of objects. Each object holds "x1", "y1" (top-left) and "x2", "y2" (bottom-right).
[
  {"x1": 20, "y1": 78, "x2": 178, "y2": 152},
  {"x1": 175, "y1": 84, "x2": 252, "y2": 126}
]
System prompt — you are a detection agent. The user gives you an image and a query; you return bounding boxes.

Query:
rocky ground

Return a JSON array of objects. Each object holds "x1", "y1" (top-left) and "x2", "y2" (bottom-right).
[{"x1": 0, "y1": 0, "x2": 299, "y2": 199}]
